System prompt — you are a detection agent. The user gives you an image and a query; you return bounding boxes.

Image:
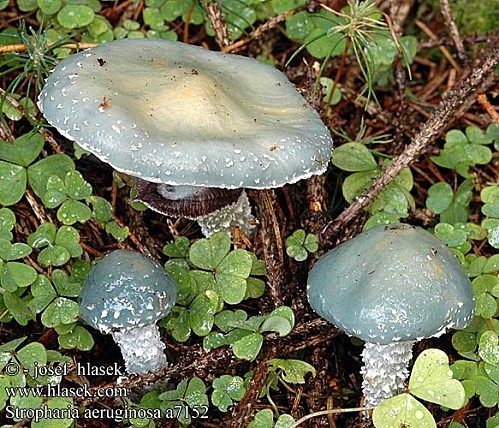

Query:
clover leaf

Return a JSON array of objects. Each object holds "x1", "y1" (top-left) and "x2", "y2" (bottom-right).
[
  {"x1": 267, "y1": 359, "x2": 316, "y2": 384},
  {"x1": 211, "y1": 375, "x2": 246, "y2": 412},
  {"x1": 57, "y1": 4, "x2": 94, "y2": 28},
  {"x1": 248, "y1": 409, "x2": 296, "y2": 428},
  {"x1": 431, "y1": 126, "x2": 494, "y2": 178},
  {"x1": 0, "y1": 208, "x2": 16, "y2": 240},
  {"x1": 479, "y1": 331, "x2": 499, "y2": 366},
  {"x1": 409, "y1": 348, "x2": 466, "y2": 409},
  {"x1": 31, "y1": 397, "x2": 75, "y2": 428},
  {"x1": 159, "y1": 377, "x2": 208, "y2": 426},
  {"x1": 190, "y1": 231, "x2": 231, "y2": 270},
  {"x1": 189, "y1": 290, "x2": 220, "y2": 336},
  {"x1": 373, "y1": 349, "x2": 467, "y2": 428},
  {"x1": 0, "y1": 132, "x2": 44, "y2": 167},
  {"x1": 216, "y1": 249, "x2": 253, "y2": 304},
  {"x1": 332, "y1": 142, "x2": 378, "y2": 172},
  {"x1": 27, "y1": 154, "x2": 75, "y2": 200},
  {"x1": 0, "y1": 161, "x2": 26, "y2": 206},
  {"x1": 373, "y1": 393, "x2": 436, "y2": 428},
  {"x1": 58, "y1": 325, "x2": 94, "y2": 351},
  {"x1": 28, "y1": 224, "x2": 82, "y2": 267},
  {"x1": 16, "y1": 342, "x2": 47, "y2": 378},
  {"x1": 202, "y1": 307, "x2": 295, "y2": 360},
  {"x1": 86, "y1": 196, "x2": 113, "y2": 223},
  {"x1": 1, "y1": 261, "x2": 37, "y2": 292},
  {"x1": 2, "y1": 291, "x2": 34, "y2": 325},
  {"x1": 285, "y1": 229, "x2": 318, "y2": 262},
  {"x1": 163, "y1": 236, "x2": 190, "y2": 259}
]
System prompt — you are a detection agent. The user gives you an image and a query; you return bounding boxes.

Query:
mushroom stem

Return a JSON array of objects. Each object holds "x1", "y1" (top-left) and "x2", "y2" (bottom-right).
[
  {"x1": 197, "y1": 190, "x2": 255, "y2": 237},
  {"x1": 360, "y1": 341, "x2": 414, "y2": 409},
  {"x1": 111, "y1": 324, "x2": 167, "y2": 375}
]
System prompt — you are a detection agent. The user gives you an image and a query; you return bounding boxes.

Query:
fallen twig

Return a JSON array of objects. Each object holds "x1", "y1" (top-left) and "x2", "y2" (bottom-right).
[
  {"x1": 322, "y1": 45, "x2": 499, "y2": 241},
  {"x1": 439, "y1": 0, "x2": 469, "y2": 63}
]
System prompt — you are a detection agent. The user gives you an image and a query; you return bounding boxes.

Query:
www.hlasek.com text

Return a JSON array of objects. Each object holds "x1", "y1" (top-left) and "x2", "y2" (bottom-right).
[{"x1": 5, "y1": 383, "x2": 127, "y2": 399}]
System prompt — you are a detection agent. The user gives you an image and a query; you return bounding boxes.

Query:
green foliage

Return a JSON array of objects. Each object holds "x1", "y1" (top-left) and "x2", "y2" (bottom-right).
[
  {"x1": 0, "y1": 22, "x2": 72, "y2": 125},
  {"x1": 318, "y1": 77, "x2": 343, "y2": 113},
  {"x1": 373, "y1": 349, "x2": 466, "y2": 428},
  {"x1": 331, "y1": 130, "x2": 414, "y2": 227},
  {"x1": 448, "y1": 0, "x2": 498, "y2": 35},
  {"x1": 203, "y1": 306, "x2": 295, "y2": 361},
  {"x1": 0, "y1": 337, "x2": 74, "y2": 424},
  {"x1": 421, "y1": 135, "x2": 499, "y2": 425},
  {"x1": 286, "y1": 0, "x2": 415, "y2": 103},
  {"x1": 266, "y1": 359, "x2": 316, "y2": 384},
  {"x1": 162, "y1": 232, "x2": 269, "y2": 344},
  {"x1": 426, "y1": 179, "x2": 473, "y2": 225},
  {"x1": 481, "y1": 183, "x2": 499, "y2": 249},
  {"x1": 285, "y1": 8, "x2": 347, "y2": 59},
  {"x1": 0, "y1": 130, "x2": 125, "y2": 348},
  {"x1": 211, "y1": 374, "x2": 246, "y2": 412},
  {"x1": 431, "y1": 124, "x2": 497, "y2": 178},
  {"x1": 285, "y1": 229, "x2": 318, "y2": 261},
  {"x1": 248, "y1": 408, "x2": 295, "y2": 428},
  {"x1": 451, "y1": 268, "x2": 499, "y2": 408},
  {"x1": 158, "y1": 377, "x2": 209, "y2": 426}
]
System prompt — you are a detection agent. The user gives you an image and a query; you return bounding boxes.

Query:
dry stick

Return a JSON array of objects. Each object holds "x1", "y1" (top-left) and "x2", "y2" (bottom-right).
[
  {"x1": 415, "y1": 19, "x2": 461, "y2": 71},
  {"x1": 225, "y1": 352, "x2": 278, "y2": 427},
  {"x1": 74, "y1": 318, "x2": 335, "y2": 407},
  {"x1": 226, "y1": 319, "x2": 338, "y2": 427},
  {"x1": 222, "y1": 11, "x2": 293, "y2": 53},
  {"x1": 388, "y1": 0, "x2": 416, "y2": 151},
  {"x1": 322, "y1": 46, "x2": 499, "y2": 241},
  {"x1": 477, "y1": 93, "x2": 499, "y2": 123},
  {"x1": 389, "y1": 0, "x2": 416, "y2": 37},
  {"x1": 202, "y1": 0, "x2": 230, "y2": 49},
  {"x1": 75, "y1": 346, "x2": 233, "y2": 407},
  {"x1": 439, "y1": 0, "x2": 469, "y2": 63},
  {"x1": 420, "y1": 34, "x2": 492, "y2": 50},
  {"x1": 255, "y1": 189, "x2": 285, "y2": 308},
  {"x1": 0, "y1": 42, "x2": 96, "y2": 54}
]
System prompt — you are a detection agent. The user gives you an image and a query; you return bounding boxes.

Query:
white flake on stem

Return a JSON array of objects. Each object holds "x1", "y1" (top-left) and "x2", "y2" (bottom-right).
[
  {"x1": 197, "y1": 190, "x2": 255, "y2": 237},
  {"x1": 112, "y1": 324, "x2": 167, "y2": 374},
  {"x1": 361, "y1": 341, "x2": 414, "y2": 408}
]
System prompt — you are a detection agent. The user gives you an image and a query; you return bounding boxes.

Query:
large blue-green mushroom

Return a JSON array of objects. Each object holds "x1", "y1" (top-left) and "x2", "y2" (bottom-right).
[
  {"x1": 307, "y1": 223, "x2": 474, "y2": 409},
  {"x1": 38, "y1": 39, "x2": 333, "y2": 237},
  {"x1": 79, "y1": 250, "x2": 177, "y2": 375}
]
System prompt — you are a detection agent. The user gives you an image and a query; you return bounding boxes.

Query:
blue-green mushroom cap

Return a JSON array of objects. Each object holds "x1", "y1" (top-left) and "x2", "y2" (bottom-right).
[
  {"x1": 79, "y1": 250, "x2": 177, "y2": 333},
  {"x1": 38, "y1": 39, "x2": 333, "y2": 190},
  {"x1": 307, "y1": 224, "x2": 475, "y2": 345}
]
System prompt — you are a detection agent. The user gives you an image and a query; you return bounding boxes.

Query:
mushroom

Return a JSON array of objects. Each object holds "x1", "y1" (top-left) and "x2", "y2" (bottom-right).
[
  {"x1": 307, "y1": 223, "x2": 475, "y2": 409},
  {"x1": 78, "y1": 250, "x2": 177, "y2": 374},
  {"x1": 38, "y1": 39, "x2": 333, "y2": 236}
]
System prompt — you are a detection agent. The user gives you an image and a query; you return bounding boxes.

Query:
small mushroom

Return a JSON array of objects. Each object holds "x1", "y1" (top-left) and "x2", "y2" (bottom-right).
[
  {"x1": 38, "y1": 39, "x2": 333, "y2": 236},
  {"x1": 307, "y1": 223, "x2": 475, "y2": 409},
  {"x1": 78, "y1": 250, "x2": 177, "y2": 374}
]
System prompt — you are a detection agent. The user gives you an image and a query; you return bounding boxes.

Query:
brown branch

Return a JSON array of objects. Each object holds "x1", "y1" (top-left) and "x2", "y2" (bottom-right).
[
  {"x1": 75, "y1": 318, "x2": 336, "y2": 408},
  {"x1": 225, "y1": 353, "x2": 276, "y2": 427},
  {"x1": 322, "y1": 46, "x2": 499, "y2": 241},
  {"x1": 477, "y1": 93, "x2": 499, "y2": 123},
  {"x1": 419, "y1": 34, "x2": 494, "y2": 50},
  {"x1": 439, "y1": 0, "x2": 469, "y2": 63},
  {"x1": 222, "y1": 11, "x2": 293, "y2": 53},
  {"x1": 415, "y1": 19, "x2": 460, "y2": 71},
  {"x1": 253, "y1": 189, "x2": 285, "y2": 308},
  {"x1": 202, "y1": 0, "x2": 230, "y2": 49},
  {"x1": 388, "y1": 0, "x2": 416, "y2": 37},
  {"x1": 0, "y1": 42, "x2": 96, "y2": 55}
]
